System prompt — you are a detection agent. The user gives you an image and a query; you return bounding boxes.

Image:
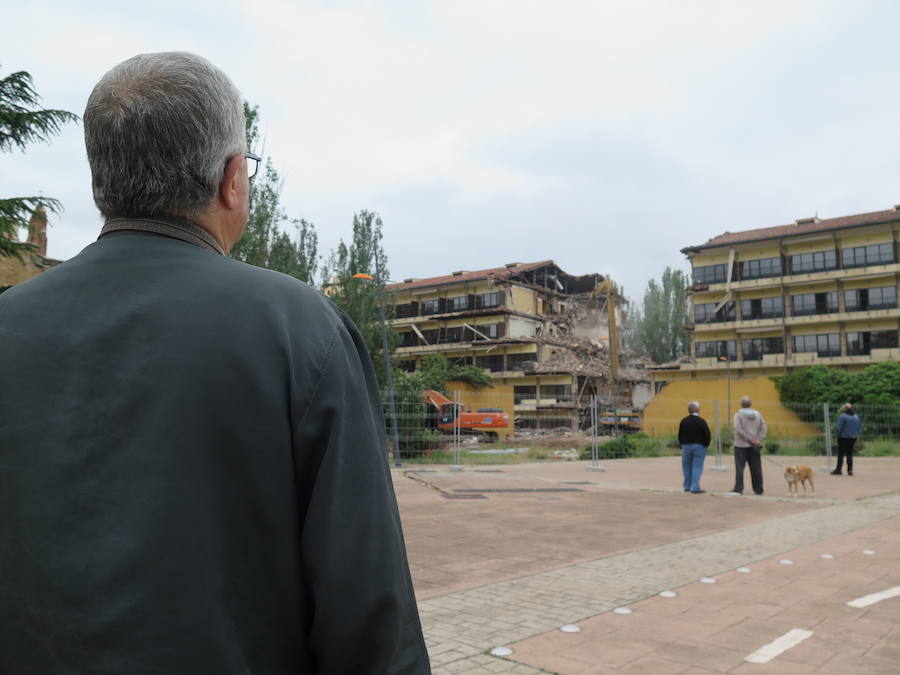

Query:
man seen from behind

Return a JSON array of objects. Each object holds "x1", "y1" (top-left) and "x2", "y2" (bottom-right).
[
  {"x1": 0, "y1": 52, "x2": 429, "y2": 674},
  {"x1": 677, "y1": 401, "x2": 710, "y2": 494},
  {"x1": 731, "y1": 396, "x2": 768, "y2": 496}
]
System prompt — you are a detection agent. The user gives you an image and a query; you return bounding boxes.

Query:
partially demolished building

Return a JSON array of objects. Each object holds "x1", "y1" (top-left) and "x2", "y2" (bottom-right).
[{"x1": 385, "y1": 260, "x2": 649, "y2": 432}]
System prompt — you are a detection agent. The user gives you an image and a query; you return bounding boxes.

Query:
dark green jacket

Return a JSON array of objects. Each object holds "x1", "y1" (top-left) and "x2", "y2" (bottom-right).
[{"x1": 0, "y1": 228, "x2": 429, "y2": 674}]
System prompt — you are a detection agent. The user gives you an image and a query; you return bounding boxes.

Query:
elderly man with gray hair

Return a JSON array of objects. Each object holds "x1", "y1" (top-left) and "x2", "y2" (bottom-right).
[
  {"x1": 677, "y1": 401, "x2": 711, "y2": 493},
  {"x1": 731, "y1": 396, "x2": 768, "y2": 495},
  {"x1": 0, "y1": 52, "x2": 429, "y2": 673}
]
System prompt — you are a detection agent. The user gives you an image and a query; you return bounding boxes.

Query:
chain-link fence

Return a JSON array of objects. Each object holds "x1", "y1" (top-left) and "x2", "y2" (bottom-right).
[{"x1": 380, "y1": 388, "x2": 900, "y2": 465}]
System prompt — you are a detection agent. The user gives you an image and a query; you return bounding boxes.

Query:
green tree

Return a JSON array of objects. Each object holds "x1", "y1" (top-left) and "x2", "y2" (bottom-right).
[
  {"x1": 229, "y1": 103, "x2": 318, "y2": 283},
  {"x1": 628, "y1": 267, "x2": 690, "y2": 363},
  {"x1": 773, "y1": 362, "x2": 900, "y2": 407},
  {"x1": 321, "y1": 210, "x2": 392, "y2": 383},
  {"x1": 0, "y1": 66, "x2": 77, "y2": 259}
]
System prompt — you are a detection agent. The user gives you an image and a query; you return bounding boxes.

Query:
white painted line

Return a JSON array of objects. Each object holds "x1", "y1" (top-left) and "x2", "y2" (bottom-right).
[
  {"x1": 863, "y1": 549, "x2": 876, "y2": 555},
  {"x1": 737, "y1": 567, "x2": 751, "y2": 573},
  {"x1": 659, "y1": 591, "x2": 677, "y2": 598},
  {"x1": 847, "y1": 586, "x2": 900, "y2": 609},
  {"x1": 613, "y1": 607, "x2": 632, "y2": 614},
  {"x1": 490, "y1": 646, "x2": 513, "y2": 656},
  {"x1": 560, "y1": 624, "x2": 581, "y2": 633},
  {"x1": 744, "y1": 628, "x2": 814, "y2": 664}
]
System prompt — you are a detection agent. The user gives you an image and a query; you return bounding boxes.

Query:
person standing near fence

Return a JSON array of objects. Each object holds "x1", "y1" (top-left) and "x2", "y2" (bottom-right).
[
  {"x1": 832, "y1": 402, "x2": 861, "y2": 476},
  {"x1": 731, "y1": 396, "x2": 768, "y2": 495},
  {"x1": 678, "y1": 401, "x2": 711, "y2": 494}
]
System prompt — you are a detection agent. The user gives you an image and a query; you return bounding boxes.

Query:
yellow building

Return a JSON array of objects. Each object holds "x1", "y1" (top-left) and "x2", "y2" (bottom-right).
[
  {"x1": 649, "y1": 205, "x2": 898, "y2": 404},
  {"x1": 646, "y1": 205, "x2": 899, "y2": 438},
  {"x1": 385, "y1": 261, "x2": 645, "y2": 431}
]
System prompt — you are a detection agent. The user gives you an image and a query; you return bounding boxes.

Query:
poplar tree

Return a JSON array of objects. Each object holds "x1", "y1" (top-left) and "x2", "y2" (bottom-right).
[
  {"x1": 629, "y1": 267, "x2": 690, "y2": 363},
  {"x1": 229, "y1": 103, "x2": 318, "y2": 283}
]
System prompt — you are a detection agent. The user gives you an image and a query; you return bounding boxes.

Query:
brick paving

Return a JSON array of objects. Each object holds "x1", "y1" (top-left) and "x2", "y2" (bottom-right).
[{"x1": 393, "y1": 457, "x2": 900, "y2": 673}]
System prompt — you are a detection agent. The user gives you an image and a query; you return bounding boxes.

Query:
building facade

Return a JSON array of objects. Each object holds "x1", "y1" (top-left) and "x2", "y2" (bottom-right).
[
  {"x1": 661, "y1": 206, "x2": 900, "y2": 385},
  {"x1": 0, "y1": 208, "x2": 61, "y2": 293},
  {"x1": 384, "y1": 261, "x2": 644, "y2": 431}
]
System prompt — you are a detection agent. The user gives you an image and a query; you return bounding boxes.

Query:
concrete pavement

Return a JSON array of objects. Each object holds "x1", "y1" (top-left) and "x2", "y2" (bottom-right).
[{"x1": 393, "y1": 456, "x2": 900, "y2": 673}]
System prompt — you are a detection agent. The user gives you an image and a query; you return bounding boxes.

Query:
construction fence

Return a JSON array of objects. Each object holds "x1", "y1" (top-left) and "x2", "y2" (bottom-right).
[{"x1": 380, "y1": 387, "x2": 900, "y2": 464}]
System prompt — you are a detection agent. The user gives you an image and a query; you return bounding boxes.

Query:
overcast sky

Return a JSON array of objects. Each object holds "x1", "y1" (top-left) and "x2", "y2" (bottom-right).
[{"x1": 5, "y1": 0, "x2": 900, "y2": 300}]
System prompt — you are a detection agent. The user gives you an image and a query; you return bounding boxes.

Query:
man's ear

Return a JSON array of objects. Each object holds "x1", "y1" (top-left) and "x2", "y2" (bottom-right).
[{"x1": 219, "y1": 153, "x2": 244, "y2": 210}]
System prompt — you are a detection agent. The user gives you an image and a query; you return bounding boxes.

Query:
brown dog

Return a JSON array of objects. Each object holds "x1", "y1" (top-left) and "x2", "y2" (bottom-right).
[{"x1": 785, "y1": 465, "x2": 815, "y2": 496}]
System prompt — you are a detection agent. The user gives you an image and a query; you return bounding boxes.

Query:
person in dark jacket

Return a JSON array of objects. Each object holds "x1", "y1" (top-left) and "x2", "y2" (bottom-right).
[
  {"x1": 678, "y1": 401, "x2": 711, "y2": 494},
  {"x1": 832, "y1": 402, "x2": 862, "y2": 476},
  {"x1": 0, "y1": 52, "x2": 429, "y2": 674}
]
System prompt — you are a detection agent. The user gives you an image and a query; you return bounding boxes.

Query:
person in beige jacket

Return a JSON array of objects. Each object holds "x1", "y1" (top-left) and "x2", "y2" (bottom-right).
[{"x1": 731, "y1": 396, "x2": 768, "y2": 495}]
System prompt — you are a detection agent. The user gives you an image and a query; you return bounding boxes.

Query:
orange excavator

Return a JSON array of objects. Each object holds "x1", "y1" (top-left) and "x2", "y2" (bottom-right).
[{"x1": 422, "y1": 389, "x2": 509, "y2": 441}]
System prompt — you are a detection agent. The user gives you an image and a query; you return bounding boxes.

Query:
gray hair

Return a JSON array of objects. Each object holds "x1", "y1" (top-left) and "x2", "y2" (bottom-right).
[
  {"x1": 687, "y1": 401, "x2": 700, "y2": 413},
  {"x1": 740, "y1": 396, "x2": 752, "y2": 408},
  {"x1": 84, "y1": 52, "x2": 246, "y2": 219}
]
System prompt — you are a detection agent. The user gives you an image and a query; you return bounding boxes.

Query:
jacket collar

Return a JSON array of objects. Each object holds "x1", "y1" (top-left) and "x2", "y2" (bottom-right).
[{"x1": 99, "y1": 215, "x2": 225, "y2": 256}]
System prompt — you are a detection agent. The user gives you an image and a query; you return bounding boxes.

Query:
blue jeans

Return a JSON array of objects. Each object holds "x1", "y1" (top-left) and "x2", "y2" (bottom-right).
[{"x1": 682, "y1": 444, "x2": 707, "y2": 492}]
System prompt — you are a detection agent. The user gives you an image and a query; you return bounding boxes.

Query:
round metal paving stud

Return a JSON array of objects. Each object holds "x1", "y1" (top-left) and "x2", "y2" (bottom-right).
[
  {"x1": 780, "y1": 559, "x2": 794, "y2": 565},
  {"x1": 821, "y1": 553, "x2": 834, "y2": 559},
  {"x1": 736, "y1": 567, "x2": 751, "y2": 573},
  {"x1": 863, "y1": 549, "x2": 876, "y2": 555},
  {"x1": 613, "y1": 607, "x2": 633, "y2": 615},
  {"x1": 659, "y1": 591, "x2": 677, "y2": 598},
  {"x1": 700, "y1": 577, "x2": 717, "y2": 584},
  {"x1": 560, "y1": 624, "x2": 582, "y2": 633},
  {"x1": 490, "y1": 647, "x2": 513, "y2": 657}
]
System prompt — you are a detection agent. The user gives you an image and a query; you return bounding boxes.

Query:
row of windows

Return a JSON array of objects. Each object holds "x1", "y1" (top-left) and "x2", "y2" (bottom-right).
[
  {"x1": 695, "y1": 330, "x2": 898, "y2": 360},
  {"x1": 404, "y1": 291, "x2": 505, "y2": 317},
  {"x1": 694, "y1": 286, "x2": 897, "y2": 323},
  {"x1": 692, "y1": 243, "x2": 897, "y2": 285},
  {"x1": 399, "y1": 322, "x2": 503, "y2": 346}
]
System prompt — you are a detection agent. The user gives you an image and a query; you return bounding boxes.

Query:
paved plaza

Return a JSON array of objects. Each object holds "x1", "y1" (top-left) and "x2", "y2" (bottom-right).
[{"x1": 393, "y1": 455, "x2": 900, "y2": 673}]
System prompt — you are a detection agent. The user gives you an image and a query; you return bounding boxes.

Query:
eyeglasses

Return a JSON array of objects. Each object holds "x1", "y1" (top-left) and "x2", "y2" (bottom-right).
[{"x1": 245, "y1": 152, "x2": 261, "y2": 180}]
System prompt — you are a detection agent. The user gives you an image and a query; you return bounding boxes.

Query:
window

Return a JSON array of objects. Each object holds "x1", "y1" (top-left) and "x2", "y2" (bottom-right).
[
  {"x1": 540, "y1": 384, "x2": 572, "y2": 402},
  {"x1": 741, "y1": 337, "x2": 784, "y2": 361},
  {"x1": 514, "y1": 385, "x2": 537, "y2": 403},
  {"x1": 475, "y1": 354, "x2": 504, "y2": 371},
  {"x1": 847, "y1": 330, "x2": 899, "y2": 355},
  {"x1": 695, "y1": 340, "x2": 736, "y2": 360},
  {"x1": 393, "y1": 302, "x2": 418, "y2": 319},
  {"x1": 449, "y1": 295, "x2": 470, "y2": 311},
  {"x1": 740, "y1": 257, "x2": 782, "y2": 280},
  {"x1": 791, "y1": 291, "x2": 837, "y2": 316},
  {"x1": 694, "y1": 301, "x2": 735, "y2": 323},
  {"x1": 507, "y1": 353, "x2": 536, "y2": 371},
  {"x1": 399, "y1": 331, "x2": 418, "y2": 347},
  {"x1": 842, "y1": 243, "x2": 895, "y2": 269},
  {"x1": 790, "y1": 250, "x2": 837, "y2": 274},
  {"x1": 792, "y1": 333, "x2": 840, "y2": 357},
  {"x1": 422, "y1": 299, "x2": 440, "y2": 315},
  {"x1": 845, "y1": 286, "x2": 897, "y2": 312},
  {"x1": 477, "y1": 291, "x2": 500, "y2": 308},
  {"x1": 442, "y1": 326, "x2": 463, "y2": 343},
  {"x1": 692, "y1": 264, "x2": 728, "y2": 285},
  {"x1": 740, "y1": 296, "x2": 783, "y2": 320}
]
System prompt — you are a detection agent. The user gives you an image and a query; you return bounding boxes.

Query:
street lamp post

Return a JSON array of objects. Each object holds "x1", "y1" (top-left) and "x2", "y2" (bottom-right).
[
  {"x1": 352, "y1": 247, "x2": 401, "y2": 468},
  {"x1": 718, "y1": 354, "x2": 732, "y2": 436}
]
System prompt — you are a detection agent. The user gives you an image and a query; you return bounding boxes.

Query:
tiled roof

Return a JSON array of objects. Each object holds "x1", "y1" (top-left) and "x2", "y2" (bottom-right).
[
  {"x1": 385, "y1": 260, "x2": 556, "y2": 292},
  {"x1": 682, "y1": 207, "x2": 900, "y2": 253}
]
